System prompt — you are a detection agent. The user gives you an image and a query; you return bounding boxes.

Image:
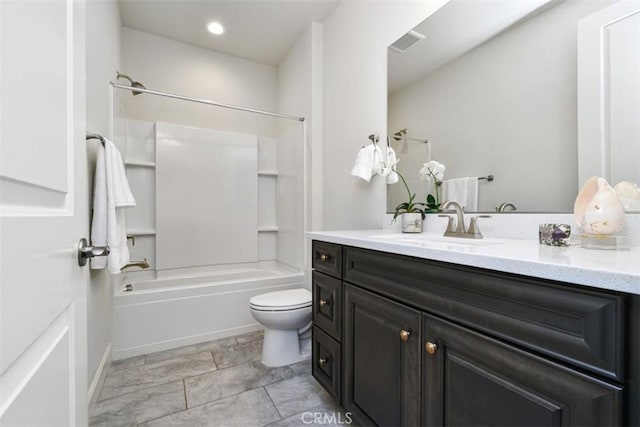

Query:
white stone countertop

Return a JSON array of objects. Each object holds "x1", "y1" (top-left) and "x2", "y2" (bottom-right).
[{"x1": 306, "y1": 230, "x2": 640, "y2": 295}]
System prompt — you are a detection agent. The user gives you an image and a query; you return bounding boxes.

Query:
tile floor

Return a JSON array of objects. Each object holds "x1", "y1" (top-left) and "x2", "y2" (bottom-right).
[{"x1": 91, "y1": 331, "x2": 353, "y2": 427}]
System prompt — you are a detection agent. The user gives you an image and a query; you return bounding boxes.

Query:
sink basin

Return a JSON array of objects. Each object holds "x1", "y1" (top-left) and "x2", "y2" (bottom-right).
[{"x1": 368, "y1": 233, "x2": 504, "y2": 249}]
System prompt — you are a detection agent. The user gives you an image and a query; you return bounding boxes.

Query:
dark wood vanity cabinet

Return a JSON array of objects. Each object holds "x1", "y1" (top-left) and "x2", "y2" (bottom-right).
[{"x1": 310, "y1": 241, "x2": 638, "y2": 427}]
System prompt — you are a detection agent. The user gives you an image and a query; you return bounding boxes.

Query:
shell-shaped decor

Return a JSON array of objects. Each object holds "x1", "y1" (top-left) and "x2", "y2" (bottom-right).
[
  {"x1": 574, "y1": 177, "x2": 625, "y2": 235},
  {"x1": 613, "y1": 181, "x2": 640, "y2": 212}
]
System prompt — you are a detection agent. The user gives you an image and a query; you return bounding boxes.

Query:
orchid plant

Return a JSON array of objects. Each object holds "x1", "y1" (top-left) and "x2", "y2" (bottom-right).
[
  {"x1": 419, "y1": 160, "x2": 445, "y2": 212},
  {"x1": 392, "y1": 170, "x2": 427, "y2": 223},
  {"x1": 392, "y1": 160, "x2": 446, "y2": 221}
]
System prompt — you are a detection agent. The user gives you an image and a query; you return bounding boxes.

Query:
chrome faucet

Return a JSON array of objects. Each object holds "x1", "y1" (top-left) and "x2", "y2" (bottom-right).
[
  {"x1": 496, "y1": 202, "x2": 517, "y2": 212},
  {"x1": 440, "y1": 200, "x2": 491, "y2": 239},
  {"x1": 440, "y1": 200, "x2": 466, "y2": 235}
]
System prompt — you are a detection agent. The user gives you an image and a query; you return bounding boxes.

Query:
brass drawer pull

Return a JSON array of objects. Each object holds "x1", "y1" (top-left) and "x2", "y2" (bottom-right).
[
  {"x1": 400, "y1": 330, "x2": 411, "y2": 341},
  {"x1": 319, "y1": 299, "x2": 329, "y2": 307},
  {"x1": 319, "y1": 356, "x2": 329, "y2": 366},
  {"x1": 425, "y1": 341, "x2": 438, "y2": 355},
  {"x1": 319, "y1": 253, "x2": 330, "y2": 262}
]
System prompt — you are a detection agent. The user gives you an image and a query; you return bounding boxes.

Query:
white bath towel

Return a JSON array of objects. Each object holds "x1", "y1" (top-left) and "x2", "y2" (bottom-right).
[
  {"x1": 91, "y1": 138, "x2": 136, "y2": 274},
  {"x1": 351, "y1": 144, "x2": 383, "y2": 182},
  {"x1": 442, "y1": 177, "x2": 478, "y2": 211}
]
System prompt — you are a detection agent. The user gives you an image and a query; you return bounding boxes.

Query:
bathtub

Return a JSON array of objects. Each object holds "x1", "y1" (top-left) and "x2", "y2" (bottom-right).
[{"x1": 111, "y1": 265, "x2": 305, "y2": 360}]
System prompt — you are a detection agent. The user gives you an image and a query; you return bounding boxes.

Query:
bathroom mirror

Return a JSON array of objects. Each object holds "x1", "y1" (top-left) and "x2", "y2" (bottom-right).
[{"x1": 386, "y1": 0, "x2": 639, "y2": 213}]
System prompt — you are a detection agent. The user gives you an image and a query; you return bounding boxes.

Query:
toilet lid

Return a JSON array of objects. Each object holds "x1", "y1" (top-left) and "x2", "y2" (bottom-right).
[{"x1": 250, "y1": 289, "x2": 312, "y2": 310}]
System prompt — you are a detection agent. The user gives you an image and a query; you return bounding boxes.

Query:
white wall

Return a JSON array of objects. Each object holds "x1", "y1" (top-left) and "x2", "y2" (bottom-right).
[
  {"x1": 388, "y1": 0, "x2": 614, "y2": 212},
  {"x1": 321, "y1": 0, "x2": 449, "y2": 230},
  {"x1": 277, "y1": 22, "x2": 323, "y2": 271},
  {"x1": 120, "y1": 27, "x2": 278, "y2": 137},
  {"x1": 85, "y1": 0, "x2": 120, "y2": 407}
]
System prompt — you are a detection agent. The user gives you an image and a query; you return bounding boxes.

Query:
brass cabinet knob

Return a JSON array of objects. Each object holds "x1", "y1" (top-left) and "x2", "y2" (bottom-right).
[
  {"x1": 425, "y1": 341, "x2": 438, "y2": 355},
  {"x1": 400, "y1": 330, "x2": 411, "y2": 341},
  {"x1": 319, "y1": 299, "x2": 329, "y2": 306},
  {"x1": 319, "y1": 253, "x2": 330, "y2": 262},
  {"x1": 319, "y1": 357, "x2": 329, "y2": 366}
]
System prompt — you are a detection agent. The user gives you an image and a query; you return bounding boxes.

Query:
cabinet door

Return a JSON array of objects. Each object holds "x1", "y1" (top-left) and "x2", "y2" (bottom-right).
[
  {"x1": 312, "y1": 326, "x2": 342, "y2": 403},
  {"x1": 313, "y1": 271, "x2": 342, "y2": 340},
  {"x1": 423, "y1": 315, "x2": 622, "y2": 427},
  {"x1": 344, "y1": 284, "x2": 421, "y2": 427}
]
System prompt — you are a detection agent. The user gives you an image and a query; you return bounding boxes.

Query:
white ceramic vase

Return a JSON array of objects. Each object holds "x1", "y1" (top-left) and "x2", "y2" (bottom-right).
[
  {"x1": 574, "y1": 176, "x2": 625, "y2": 235},
  {"x1": 401, "y1": 213, "x2": 423, "y2": 233}
]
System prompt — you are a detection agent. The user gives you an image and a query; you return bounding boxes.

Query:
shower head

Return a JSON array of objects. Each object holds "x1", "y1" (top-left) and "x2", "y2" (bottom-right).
[
  {"x1": 116, "y1": 71, "x2": 146, "y2": 95},
  {"x1": 393, "y1": 128, "x2": 407, "y2": 141}
]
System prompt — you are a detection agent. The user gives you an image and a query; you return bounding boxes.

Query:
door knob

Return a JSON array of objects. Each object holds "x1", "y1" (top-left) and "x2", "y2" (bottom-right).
[
  {"x1": 400, "y1": 330, "x2": 411, "y2": 341},
  {"x1": 77, "y1": 238, "x2": 110, "y2": 267},
  {"x1": 319, "y1": 299, "x2": 329, "y2": 307},
  {"x1": 319, "y1": 356, "x2": 329, "y2": 366},
  {"x1": 425, "y1": 341, "x2": 438, "y2": 355}
]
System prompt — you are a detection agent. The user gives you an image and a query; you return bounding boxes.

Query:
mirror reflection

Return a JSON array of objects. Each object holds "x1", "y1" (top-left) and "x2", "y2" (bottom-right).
[{"x1": 386, "y1": 0, "x2": 638, "y2": 213}]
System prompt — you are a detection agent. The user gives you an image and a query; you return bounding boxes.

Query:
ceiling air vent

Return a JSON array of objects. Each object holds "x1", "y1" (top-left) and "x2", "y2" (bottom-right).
[{"x1": 389, "y1": 30, "x2": 426, "y2": 53}]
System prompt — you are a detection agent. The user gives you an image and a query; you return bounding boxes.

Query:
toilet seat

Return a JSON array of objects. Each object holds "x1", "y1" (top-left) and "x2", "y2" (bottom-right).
[{"x1": 250, "y1": 289, "x2": 311, "y2": 312}]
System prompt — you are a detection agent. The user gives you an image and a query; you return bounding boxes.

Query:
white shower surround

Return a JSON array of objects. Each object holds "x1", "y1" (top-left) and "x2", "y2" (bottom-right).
[
  {"x1": 155, "y1": 122, "x2": 259, "y2": 270},
  {"x1": 122, "y1": 119, "x2": 284, "y2": 270}
]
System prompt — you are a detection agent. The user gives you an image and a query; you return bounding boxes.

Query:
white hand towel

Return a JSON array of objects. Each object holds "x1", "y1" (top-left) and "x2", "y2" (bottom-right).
[
  {"x1": 442, "y1": 177, "x2": 478, "y2": 211},
  {"x1": 351, "y1": 144, "x2": 382, "y2": 182},
  {"x1": 91, "y1": 138, "x2": 136, "y2": 274}
]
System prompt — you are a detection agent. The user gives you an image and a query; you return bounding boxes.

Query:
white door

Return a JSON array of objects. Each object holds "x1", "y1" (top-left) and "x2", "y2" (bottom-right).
[
  {"x1": 0, "y1": 1, "x2": 88, "y2": 426},
  {"x1": 578, "y1": 0, "x2": 640, "y2": 186}
]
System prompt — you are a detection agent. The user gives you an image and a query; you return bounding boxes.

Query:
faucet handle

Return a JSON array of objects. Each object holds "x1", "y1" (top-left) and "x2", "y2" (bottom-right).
[
  {"x1": 438, "y1": 215, "x2": 456, "y2": 234},
  {"x1": 468, "y1": 215, "x2": 492, "y2": 238}
]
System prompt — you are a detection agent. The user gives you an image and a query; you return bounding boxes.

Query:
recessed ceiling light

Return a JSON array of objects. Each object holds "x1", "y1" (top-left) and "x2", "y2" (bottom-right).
[{"x1": 207, "y1": 21, "x2": 225, "y2": 35}]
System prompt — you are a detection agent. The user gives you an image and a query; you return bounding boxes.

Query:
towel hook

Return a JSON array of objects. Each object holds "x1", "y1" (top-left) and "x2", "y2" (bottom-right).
[{"x1": 368, "y1": 134, "x2": 379, "y2": 144}]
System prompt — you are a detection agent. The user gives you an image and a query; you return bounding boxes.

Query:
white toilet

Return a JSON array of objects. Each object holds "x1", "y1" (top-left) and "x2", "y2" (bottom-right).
[{"x1": 249, "y1": 288, "x2": 312, "y2": 367}]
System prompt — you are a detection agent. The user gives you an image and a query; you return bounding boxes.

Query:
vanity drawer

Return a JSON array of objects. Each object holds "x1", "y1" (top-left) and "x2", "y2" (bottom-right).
[
  {"x1": 344, "y1": 246, "x2": 626, "y2": 382},
  {"x1": 312, "y1": 241, "x2": 342, "y2": 278},
  {"x1": 312, "y1": 325, "x2": 342, "y2": 403},
  {"x1": 313, "y1": 271, "x2": 342, "y2": 341}
]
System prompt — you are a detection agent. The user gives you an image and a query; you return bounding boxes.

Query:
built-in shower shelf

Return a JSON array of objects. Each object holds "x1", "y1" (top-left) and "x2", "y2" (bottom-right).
[
  {"x1": 126, "y1": 161, "x2": 156, "y2": 168},
  {"x1": 258, "y1": 170, "x2": 279, "y2": 176},
  {"x1": 258, "y1": 226, "x2": 279, "y2": 232},
  {"x1": 127, "y1": 229, "x2": 156, "y2": 236}
]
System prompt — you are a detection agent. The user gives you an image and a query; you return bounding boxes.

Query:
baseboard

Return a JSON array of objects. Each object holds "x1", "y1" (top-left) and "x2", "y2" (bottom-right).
[
  {"x1": 87, "y1": 342, "x2": 112, "y2": 416},
  {"x1": 111, "y1": 324, "x2": 263, "y2": 361}
]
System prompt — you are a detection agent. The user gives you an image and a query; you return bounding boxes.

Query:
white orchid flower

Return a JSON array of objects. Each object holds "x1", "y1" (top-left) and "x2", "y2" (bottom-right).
[{"x1": 419, "y1": 160, "x2": 445, "y2": 182}]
